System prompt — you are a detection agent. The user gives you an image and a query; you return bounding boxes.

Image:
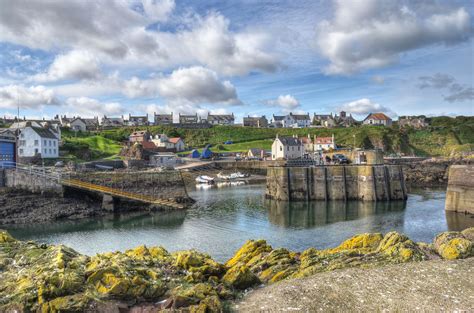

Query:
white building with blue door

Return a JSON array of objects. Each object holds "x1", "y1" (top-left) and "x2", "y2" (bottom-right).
[{"x1": 18, "y1": 125, "x2": 60, "y2": 159}]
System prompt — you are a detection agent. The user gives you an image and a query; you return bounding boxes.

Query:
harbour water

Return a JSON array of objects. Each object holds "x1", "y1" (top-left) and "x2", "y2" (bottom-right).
[{"x1": 5, "y1": 184, "x2": 473, "y2": 262}]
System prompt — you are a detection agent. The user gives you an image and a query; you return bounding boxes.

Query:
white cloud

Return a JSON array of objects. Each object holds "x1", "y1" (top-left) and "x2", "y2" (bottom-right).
[
  {"x1": 339, "y1": 98, "x2": 396, "y2": 116},
  {"x1": 0, "y1": 84, "x2": 60, "y2": 109},
  {"x1": 141, "y1": 0, "x2": 175, "y2": 22},
  {"x1": 124, "y1": 66, "x2": 241, "y2": 105},
  {"x1": 317, "y1": 0, "x2": 471, "y2": 74},
  {"x1": 64, "y1": 97, "x2": 125, "y2": 117},
  {"x1": 0, "y1": 1, "x2": 279, "y2": 76},
  {"x1": 32, "y1": 50, "x2": 101, "y2": 82},
  {"x1": 266, "y1": 94, "x2": 300, "y2": 113}
]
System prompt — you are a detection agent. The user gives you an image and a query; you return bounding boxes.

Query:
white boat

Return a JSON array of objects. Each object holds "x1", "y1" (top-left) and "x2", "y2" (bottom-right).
[
  {"x1": 195, "y1": 175, "x2": 215, "y2": 184},
  {"x1": 217, "y1": 171, "x2": 250, "y2": 180}
]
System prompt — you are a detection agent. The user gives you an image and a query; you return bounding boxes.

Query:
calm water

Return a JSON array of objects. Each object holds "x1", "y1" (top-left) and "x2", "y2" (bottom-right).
[{"x1": 4, "y1": 184, "x2": 473, "y2": 262}]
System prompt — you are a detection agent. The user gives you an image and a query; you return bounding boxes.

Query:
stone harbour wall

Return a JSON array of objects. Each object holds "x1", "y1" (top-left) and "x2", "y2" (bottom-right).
[
  {"x1": 445, "y1": 165, "x2": 474, "y2": 214},
  {"x1": 4, "y1": 169, "x2": 63, "y2": 195},
  {"x1": 266, "y1": 165, "x2": 406, "y2": 201}
]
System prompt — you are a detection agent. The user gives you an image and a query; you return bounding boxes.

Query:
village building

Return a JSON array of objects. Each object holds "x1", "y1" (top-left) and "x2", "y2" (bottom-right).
[
  {"x1": 127, "y1": 114, "x2": 149, "y2": 126},
  {"x1": 313, "y1": 114, "x2": 336, "y2": 128},
  {"x1": 243, "y1": 115, "x2": 268, "y2": 128},
  {"x1": 270, "y1": 115, "x2": 285, "y2": 128},
  {"x1": 363, "y1": 113, "x2": 393, "y2": 126},
  {"x1": 0, "y1": 129, "x2": 17, "y2": 167},
  {"x1": 398, "y1": 116, "x2": 428, "y2": 129},
  {"x1": 83, "y1": 117, "x2": 100, "y2": 130},
  {"x1": 150, "y1": 153, "x2": 183, "y2": 168},
  {"x1": 282, "y1": 113, "x2": 311, "y2": 128},
  {"x1": 207, "y1": 113, "x2": 235, "y2": 125},
  {"x1": 151, "y1": 134, "x2": 186, "y2": 152},
  {"x1": 179, "y1": 113, "x2": 199, "y2": 124},
  {"x1": 17, "y1": 124, "x2": 60, "y2": 159},
  {"x1": 129, "y1": 130, "x2": 151, "y2": 143},
  {"x1": 334, "y1": 111, "x2": 357, "y2": 127},
  {"x1": 169, "y1": 137, "x2": 185, "y2": 152},
  {"x1": 314, "y1": 135, "x2": 335, "y2": 151},
  {"x1": 271, "y1": 135, "x2": 305, "y2": 160},
  {"x1": 299, "y1": 135, "x2": 315, "y2": 153},
  {"x1": 69, "y1": 118, "x2": 87, "y2": 132},
  {"x1": 101, "y1": 115, "x2": 125, "y2": 128},
  {"x1": 154, "y1": 113, "x2": 173, "y2": 125}
]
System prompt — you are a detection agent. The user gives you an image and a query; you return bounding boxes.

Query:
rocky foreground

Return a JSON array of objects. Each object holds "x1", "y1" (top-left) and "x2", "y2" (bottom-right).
[{"x1": 0, "y1": 228, "x2": 473, "y2": 312}]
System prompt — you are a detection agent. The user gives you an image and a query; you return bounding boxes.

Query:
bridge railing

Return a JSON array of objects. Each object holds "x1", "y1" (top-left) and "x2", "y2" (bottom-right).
[{"x1": 0, "y1": 161, "x2": 64, "y2": 183}]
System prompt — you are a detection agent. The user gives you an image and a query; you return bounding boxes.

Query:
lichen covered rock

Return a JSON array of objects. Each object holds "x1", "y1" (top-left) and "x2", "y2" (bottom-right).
[
  {"x1": 222, "y1": 265, "x2": 260, "y2": 289},
  {"x1": 434, "y1": 231, "x2": 473, "y2": 260},
  {"x1": 1, "y1": 228, "x2": 473, "y2": 312},
  {"x1": 376, "y1": 232, "x2": 426, "y2": 262}
]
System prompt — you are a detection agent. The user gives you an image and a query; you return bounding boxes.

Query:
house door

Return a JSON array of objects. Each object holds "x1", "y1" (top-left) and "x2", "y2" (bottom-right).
[{"x1": 0, "y1": 141, "x2": 15, "y2": 168}]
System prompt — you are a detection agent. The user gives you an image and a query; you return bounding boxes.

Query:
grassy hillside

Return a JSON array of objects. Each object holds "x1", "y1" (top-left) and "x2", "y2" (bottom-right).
[
  {"x1": 61, "y1": 116, "x2": 473, "y2": 160},
  {"x1": 61, "y1": 130, "x2": 122, "y2": 161}
]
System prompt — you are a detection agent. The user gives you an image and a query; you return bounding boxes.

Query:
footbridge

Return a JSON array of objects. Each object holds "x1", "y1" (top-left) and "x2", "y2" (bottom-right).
[{"x1": 0, "y1": 162, "x2": 186, "y2": 209}]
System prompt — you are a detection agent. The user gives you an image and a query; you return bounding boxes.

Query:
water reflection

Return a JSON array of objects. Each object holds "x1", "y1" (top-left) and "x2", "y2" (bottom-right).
[
  {"x1": 446, "y1": 211, "x2": 474, "y2": 231},
  {"x1": 267, "y1": 199, "x2": 406, "y2": 228},
  {"x1": 7, "y1": 210, "x2": 187, "y2": 238}
]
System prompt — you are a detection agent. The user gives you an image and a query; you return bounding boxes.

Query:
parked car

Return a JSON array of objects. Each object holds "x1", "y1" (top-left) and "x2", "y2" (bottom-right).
[
  {"x1": 224, "y1": 140, "x2": 233, "y2": 144},
  {"x1": 332, "y1": 154, "x2": 349, "y2": 164}
]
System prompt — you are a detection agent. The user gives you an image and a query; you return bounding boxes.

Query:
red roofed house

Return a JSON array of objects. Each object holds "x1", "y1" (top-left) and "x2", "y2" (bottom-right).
[
  {"x1": 314, "y1": 134, "x2": 335, "y2": 151},
  {"x1": 362, "y1": 113, "x2": 392, "y2": 126},
  {"x1": 168, "y1": 137, "x2": 185, "y2": 152}
]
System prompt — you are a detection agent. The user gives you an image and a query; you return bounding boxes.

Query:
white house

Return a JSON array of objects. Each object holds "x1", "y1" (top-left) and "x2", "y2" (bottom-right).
[
  {"x1": 363, "y1": 113, "x2": 392, "y2": 126},
  {"x1": 151, "y1": 134, "x2": 175, "y2": 149},
  {"x1": 282, "y1": 113, "x2": 311, "y2": 128},
  {"x1": 270, "y1": 115, "x2": 285, "y2": 128},
  {"x1": 314, "y1": 135, "x2": 335, "y2": 151},
  {"x1": 168, "y1": 137, "x2": 185, "y2": 152},
  {"x1": 271, "y1": 135, "x2": 305, "y2": 160},
  {"x1": 18, "y1": 125, "x2": 60, "y2": 159},
  {"x1": 69, "y1": 118, "x2": 87, "y2": 132},
  {"x1": 207, "y1": 113, "x2": 235, "y2": 125}
]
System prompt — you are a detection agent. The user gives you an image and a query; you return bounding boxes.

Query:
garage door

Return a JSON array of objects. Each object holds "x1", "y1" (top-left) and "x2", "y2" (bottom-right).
[{"x1": 0, "y1": 141, "x2": 15, "y2": 168}]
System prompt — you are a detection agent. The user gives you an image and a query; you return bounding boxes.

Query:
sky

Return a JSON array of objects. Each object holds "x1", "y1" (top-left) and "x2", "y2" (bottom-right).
[{"x1": 0, "y1": 0, "x2": 473, "y2": 122}]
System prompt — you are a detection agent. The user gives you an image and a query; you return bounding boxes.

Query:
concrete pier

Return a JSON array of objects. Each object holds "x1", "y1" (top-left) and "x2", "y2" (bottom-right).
[
  {"x1": 445, "y1": 165, "x2": 474, "y2": 214},
  {"x1": 265, "y1": 165, "x2": 407, "y2": 201}
]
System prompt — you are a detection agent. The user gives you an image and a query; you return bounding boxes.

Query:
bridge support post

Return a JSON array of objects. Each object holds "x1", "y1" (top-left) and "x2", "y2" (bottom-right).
[{"x1": 102, "y1": 194, "x2": 116, "y2": 212}]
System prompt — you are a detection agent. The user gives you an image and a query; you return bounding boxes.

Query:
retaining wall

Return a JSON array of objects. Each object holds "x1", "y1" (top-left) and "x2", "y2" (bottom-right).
[
  {"x1": 4, "y1": 169, "x2": 63, "y2": 195},
  {"x1": 445, "y1": 165, "x2": 474, "y2": 214},
  {"x1": 265, "y1": 165, "x2": 406, "y2": 201}
]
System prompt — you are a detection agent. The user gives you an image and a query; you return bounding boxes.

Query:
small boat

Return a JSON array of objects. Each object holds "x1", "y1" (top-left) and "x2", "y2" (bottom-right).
[{"x1": 195, "y1": 175, "x2": 215, "y2": 184}]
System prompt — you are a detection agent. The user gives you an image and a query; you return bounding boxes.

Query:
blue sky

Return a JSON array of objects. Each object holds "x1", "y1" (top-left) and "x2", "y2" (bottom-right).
[{"x1": 0, "y1": 0, "x2": 472, "y2": 122}]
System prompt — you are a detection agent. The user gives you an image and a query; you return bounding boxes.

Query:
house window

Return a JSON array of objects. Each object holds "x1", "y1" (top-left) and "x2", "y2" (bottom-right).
[
  {"x1": 34, "y1": 140, "x2": 39, "y2": 146},
  {"x1": 280, "y1": 146, "x2": 282, "y2": 151},
  {"x1": 20, "y1": 134, "x2": 24, "y2": 138},
  {"x1": 53, "y1": 149, "x2": 56, "y2": 154},
  {"x1": 43, "y1": 140, "x2": 46, "y2": 145},
  {"x1": 19, "y1": 149, "x2": 23, "y2": 154},
  {"x1": 34, "y1": 148, "x2": 38, "y2": 154}
]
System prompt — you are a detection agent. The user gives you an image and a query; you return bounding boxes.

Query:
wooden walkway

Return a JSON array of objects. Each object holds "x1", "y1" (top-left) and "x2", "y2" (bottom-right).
[{"x1": 62, "y1": 179, "x2": 185, "y2": 209}]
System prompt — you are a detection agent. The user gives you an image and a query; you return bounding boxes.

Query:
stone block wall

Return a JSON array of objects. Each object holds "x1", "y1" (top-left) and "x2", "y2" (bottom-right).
[
  {"x1": 265, "y1": 165, "x2": 406, "y2": 202},
  {"x1": 4, "y1": 169, "x2": 63, "y2": 195},
  {"x1": 445, "y1": 165, "x2": 474, "y2": 214}
]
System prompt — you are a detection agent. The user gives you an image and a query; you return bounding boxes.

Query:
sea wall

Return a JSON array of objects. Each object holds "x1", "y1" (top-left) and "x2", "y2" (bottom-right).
[
  {"x1": 265, "y1": 165, "x2": 406, "y2": 201},
  {"x1": 445, "y1": 165, "x2": 474, "y2": 214},
  {"x1": 3, "y1": 169, "x2": 63, "y2": 195}
]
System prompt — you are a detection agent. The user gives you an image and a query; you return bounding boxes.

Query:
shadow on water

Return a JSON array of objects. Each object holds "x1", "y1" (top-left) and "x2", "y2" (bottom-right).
[
  {"x1": 266, "y1": 199, "x2": 407, "y2": 228},
  {"x1": 5, "y1": 210, "x2": 187, "y2": 238}
]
